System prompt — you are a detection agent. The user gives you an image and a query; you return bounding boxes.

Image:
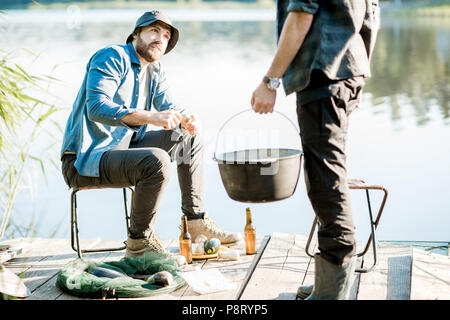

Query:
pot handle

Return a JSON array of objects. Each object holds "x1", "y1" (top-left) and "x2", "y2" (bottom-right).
[{"x1": 213, "y1": 108, "x2": 301, "y2": 160}]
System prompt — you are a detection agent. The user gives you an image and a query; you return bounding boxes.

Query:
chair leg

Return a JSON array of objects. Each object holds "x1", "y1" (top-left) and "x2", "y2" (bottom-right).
[
  {"x1": 355, "y1": 189, "x2": 378, "y2": 272},
  {"x1": 69, "y1": 188, "x2": 133, "y2": 257},
  {"x1": 71, "y1": 189, "x2": 82, "y2": 258},
  {"x1": 304, "y1": 182, "x2": 388, "y2": 273},
  {"x1": 305, "y1": 216, "x2": 318, "y2": 258},
  {"x1": 123, "y1": 187, "x2": 132, "y2": 233},
  {"x1": 122, "y1": 187, "x2": 133, "y2": 247}
]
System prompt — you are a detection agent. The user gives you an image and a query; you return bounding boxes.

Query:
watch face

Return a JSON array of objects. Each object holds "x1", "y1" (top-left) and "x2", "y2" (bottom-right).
[{"x1": 269, "y1": 78, "x2": 280, "y2": 89}]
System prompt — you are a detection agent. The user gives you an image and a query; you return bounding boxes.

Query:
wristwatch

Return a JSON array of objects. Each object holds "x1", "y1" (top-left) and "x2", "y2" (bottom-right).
[{"x1": 262, "y1": 75, "x2": 281, "y2": 91}]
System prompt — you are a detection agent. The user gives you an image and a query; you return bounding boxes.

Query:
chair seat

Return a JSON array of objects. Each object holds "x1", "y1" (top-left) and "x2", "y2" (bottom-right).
[
  {"x1": 348, "y1": 179, "x2": 387, "y2": 191},
  {"x1": 75, "y1": 186, "x2": 131, "y2": 191}
]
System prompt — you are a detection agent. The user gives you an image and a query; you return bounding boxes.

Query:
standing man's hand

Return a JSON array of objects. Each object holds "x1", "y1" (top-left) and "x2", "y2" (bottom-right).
[
  {"x1": 250, "y1": 11, "x2": 313, "y2": 115},
  {"x1": 251, "y1": 82, "x2": 277, "y2": 114}
]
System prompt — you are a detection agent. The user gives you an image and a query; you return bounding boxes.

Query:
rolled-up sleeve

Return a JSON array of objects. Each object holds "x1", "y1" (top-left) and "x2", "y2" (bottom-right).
[
  {"x1": 85, "y1": 47, "x2": 136, "y2": 128},
  {"x1": 287, "y1": 0, "x2": 319, "y2": 14}
]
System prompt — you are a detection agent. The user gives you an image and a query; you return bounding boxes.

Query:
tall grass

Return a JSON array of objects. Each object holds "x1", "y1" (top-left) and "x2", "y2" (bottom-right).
[{"x1": 0, "y1": 48, "x2": 61, "y2": 241}]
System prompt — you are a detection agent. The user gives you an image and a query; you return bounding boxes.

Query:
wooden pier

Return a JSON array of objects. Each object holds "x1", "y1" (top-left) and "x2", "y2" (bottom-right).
[{"x1": 1, "y1": 232, "x2": 449, "y2": 300}]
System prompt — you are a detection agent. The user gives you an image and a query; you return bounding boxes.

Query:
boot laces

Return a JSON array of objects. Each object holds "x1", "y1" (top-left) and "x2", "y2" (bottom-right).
[
  {"x1": 143, "y1": 233, "x2": 166, "y2": 253},
  {"x1": 203, "y1": 216, "x2": 227, "y2": 237}
]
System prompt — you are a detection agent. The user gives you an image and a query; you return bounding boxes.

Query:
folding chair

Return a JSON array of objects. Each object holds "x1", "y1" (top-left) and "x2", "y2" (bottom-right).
[
  {"x1": 305, "y1": 179, "x2": 388, "y2": 273},
  {"x1": 70, "y1": 186, "x2": 134, "y2": 258}
]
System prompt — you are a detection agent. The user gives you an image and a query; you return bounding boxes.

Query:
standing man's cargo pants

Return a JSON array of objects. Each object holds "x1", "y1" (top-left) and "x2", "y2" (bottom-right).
[{"x1": 296, "y1": 75, "x2": 364, "y2": 266}]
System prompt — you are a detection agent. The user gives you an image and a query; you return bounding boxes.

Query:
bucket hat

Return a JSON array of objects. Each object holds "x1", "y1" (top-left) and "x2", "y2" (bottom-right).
[{"x1": 126, "y1": 10, "x2": 179, "y2": 54}]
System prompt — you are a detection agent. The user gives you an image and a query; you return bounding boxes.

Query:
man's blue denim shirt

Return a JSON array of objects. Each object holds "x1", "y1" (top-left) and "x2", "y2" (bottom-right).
[{"x1": 60, "y1": 42, "x2": 182, "y2": 177}]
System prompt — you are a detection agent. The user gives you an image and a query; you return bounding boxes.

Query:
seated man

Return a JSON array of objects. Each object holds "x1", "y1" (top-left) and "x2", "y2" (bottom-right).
[{"x1": 60, "y1": 10, "x2": 242, "y2": 258}]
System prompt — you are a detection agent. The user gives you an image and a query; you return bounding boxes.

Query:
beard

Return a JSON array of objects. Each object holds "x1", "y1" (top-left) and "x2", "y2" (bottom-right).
[{"x1": 135, "y1": 36, "x2": 163, "y2": 63}]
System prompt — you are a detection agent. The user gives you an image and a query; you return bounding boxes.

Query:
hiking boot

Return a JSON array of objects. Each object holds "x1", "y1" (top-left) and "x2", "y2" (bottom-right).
[
  {"x1": 186, "y1": 212, "x2": 243, "y2": 245},
  {"x1": 125, "y1": 233, "x2": 167, "y2": 258}
]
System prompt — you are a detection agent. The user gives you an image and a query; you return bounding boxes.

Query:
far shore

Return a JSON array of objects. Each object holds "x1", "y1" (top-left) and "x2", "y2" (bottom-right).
[
  {"x1": 0, "y1": 1, "x2": 448, "y2": 17},
  {"x1": 11, "y1": 1, "x2": 276, "y2": 11}
]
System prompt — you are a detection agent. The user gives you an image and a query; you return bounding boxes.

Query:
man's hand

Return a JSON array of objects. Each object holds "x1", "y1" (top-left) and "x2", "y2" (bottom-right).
[
  {"x1": 151, "y1": 109, "x2": 182, "y2": 130},
  {"x1": 250, "y1": 11, "x2": 313, "y2": 115},
  {"x1": 251, "y1": 82, "x2": 277, "y2": 114},
  {"x1": 180, "y1": 114, "x2": 200, "y2": 135}
]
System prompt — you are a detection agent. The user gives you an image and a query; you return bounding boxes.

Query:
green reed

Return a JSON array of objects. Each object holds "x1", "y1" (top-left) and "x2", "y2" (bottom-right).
[{"x1": 0, "y1": 47, "x2": 61, "y2": 241}]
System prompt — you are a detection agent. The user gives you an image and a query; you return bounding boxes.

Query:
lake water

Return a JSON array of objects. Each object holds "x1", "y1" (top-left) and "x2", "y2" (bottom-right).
[{"x1": 1, "y1": 8, "x2": 449, "y2": 245}]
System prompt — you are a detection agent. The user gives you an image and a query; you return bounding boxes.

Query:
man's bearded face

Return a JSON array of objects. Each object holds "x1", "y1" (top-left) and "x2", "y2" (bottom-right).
[{"x1": 134, "y1": 23, "x2": 171, "y2": 63}]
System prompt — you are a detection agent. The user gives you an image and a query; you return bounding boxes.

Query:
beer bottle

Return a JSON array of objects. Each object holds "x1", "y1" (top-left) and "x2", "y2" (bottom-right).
[
  {"x1": 179, "y1": 215, "x2": 192, "y2": 264},
  {"x1": 244, "y1": 208, "x2": 256, "y2": 255}
]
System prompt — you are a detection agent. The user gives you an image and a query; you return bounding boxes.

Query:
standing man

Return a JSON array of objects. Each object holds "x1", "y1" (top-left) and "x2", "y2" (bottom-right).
[
  {"x1": 251, "y1": 1, "x2": 379, "y2": 299},
  {"x1": 61, "y1": 10, "x2": 242, "y2": 258}
]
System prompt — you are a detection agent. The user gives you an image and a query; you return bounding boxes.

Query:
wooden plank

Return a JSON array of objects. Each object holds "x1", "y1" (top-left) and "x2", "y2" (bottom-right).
[
  {"x1": 1, "y1": 238, "x2": 66, "y2": 289},
  {"x1": 410, "y1": 248, "x2": 450, "y2": 300},
  {"x1": 167, "y1": 236, "x2": 264, "y2": 300},
  {"x1": 385, "y1": 255, "x2": 411, "y2": 300},
  {"x1": 128, "y1": 236, "x2": 268, "y2": 300},
  {"x1": 0, "y1": 238, "x2": 35, "y2": 264},
  {"x1": 4, "y1": 238, "x2": 101, "y2": 294},
  {"x1": 357, "y1": 243, "x2": 412, "y2": 300},
  {"x1": 239, "y1": 232, "x2": 310, "y2": 300},
  {"x1": 3, "y1": 237, "x2": 429, "y2": 300},
  {"x1": 182, "y1": 235, "x2": 268, "y2": 300},
  {"x1": 235, "y1": 235, "x2": 270, "y2": 300},
  {"x1": 277, "y1": 233, "x2": 311, "y2": 300},
  {"x1": 3, "y1": 238, "x2": 70, "y2": 268},
  {"x1": 29, "y1": 240, "x2": 121, "y2": 300}
]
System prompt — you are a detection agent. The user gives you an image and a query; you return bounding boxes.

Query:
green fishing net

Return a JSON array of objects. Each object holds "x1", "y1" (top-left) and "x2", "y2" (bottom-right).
[{"x1": 56, "y1": 252, "x2": 186, "y2": 298}]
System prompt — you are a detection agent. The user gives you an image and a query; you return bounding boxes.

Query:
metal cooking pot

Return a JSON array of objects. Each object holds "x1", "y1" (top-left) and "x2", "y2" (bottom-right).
[{"x1": 213, "y1": 109, "x2": 303, "y2": 203}]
